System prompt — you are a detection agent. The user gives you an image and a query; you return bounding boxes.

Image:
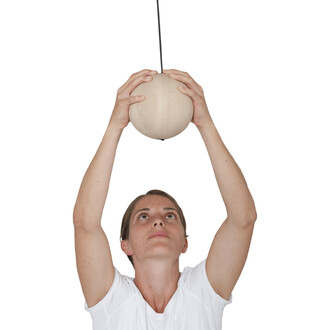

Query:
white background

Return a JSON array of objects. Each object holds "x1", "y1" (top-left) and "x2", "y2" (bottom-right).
[{"x1": 0, "y1": 0, "x2": 329, "y2": 329}]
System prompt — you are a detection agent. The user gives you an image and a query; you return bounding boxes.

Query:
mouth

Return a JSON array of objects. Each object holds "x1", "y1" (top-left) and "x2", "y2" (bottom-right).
[{"x1": 149, "y1": 232, "x2": 169, "y2": 239}]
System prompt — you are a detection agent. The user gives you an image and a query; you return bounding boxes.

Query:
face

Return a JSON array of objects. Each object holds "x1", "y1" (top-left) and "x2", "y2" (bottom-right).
[{"x1": 121, "y1": 195, "x2": 188, "y2": 265}]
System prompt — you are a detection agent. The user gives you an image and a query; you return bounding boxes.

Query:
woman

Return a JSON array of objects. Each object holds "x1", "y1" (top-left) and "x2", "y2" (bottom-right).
[{"x1": 73, "y1": 69, "x2": 257, "y2": 329}]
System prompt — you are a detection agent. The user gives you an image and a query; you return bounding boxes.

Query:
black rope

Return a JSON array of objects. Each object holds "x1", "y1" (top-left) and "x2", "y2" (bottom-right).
[
  {"x1": 156, "y1": 0, "x2": 163, "y2": 73},
  {"x1": 157, "y1": 0, "x2": 165, "y2": 141}
]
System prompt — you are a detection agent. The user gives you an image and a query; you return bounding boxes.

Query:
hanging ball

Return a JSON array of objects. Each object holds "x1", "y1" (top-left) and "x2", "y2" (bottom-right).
[{"x1": 129, "y1": 73, "x2": 193, "y2": 140}]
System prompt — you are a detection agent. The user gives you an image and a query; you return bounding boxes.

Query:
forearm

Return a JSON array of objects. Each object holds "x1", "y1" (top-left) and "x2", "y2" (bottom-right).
[
  {"x1": 73, "y1": 122, "x2": 123, "y2": 227},
  {"x1": 198, "y1": 121, "x2": 257, "y2": 223}
]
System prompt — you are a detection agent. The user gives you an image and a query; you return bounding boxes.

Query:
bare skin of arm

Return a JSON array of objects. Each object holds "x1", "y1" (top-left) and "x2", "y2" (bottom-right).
[
  {"x1": 73, "y1": 69, "x2": 158, "y2": 308},
  {"x1": 163, "y1": 69, "x2": 257, "y2": 300}
]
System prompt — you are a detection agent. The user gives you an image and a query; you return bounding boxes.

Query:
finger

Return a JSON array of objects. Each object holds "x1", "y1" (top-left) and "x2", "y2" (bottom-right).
[
  {"x1": 163, "y1": 69, "x2": 201, "y2": 87},
  {"x1": 163, "y1": 69, "x2": 198, "y2": 83},
  {"x1": 129, "y1": 69, "x2": 158, "y2": 81},
  {"x1": 125, "y1": 72, "x2": 157, "y2": 96},
  {"x1": 118, "y1": 71, "x2": 157, "y2": 98},
  {"x1": 164, "y1": 69, "x2": 201, "y2": 89},
  {"x1": 118, "y1": 94, "x2": 146, "y2": 107},
  {"x1": 128, "y1": 94, "x2": 146, "y2": 104},
  {"x1": 177, "y1": 85, "x2": 199, "y2": 99},
  {"x1": 119, "y1": 69, "x2": 157, "y2": 93},
  {"x1": 163, "y1": 69, "x2": 186, "y2": 75},
  {"x1": 166, "y1": 72, "x2": 204, "y2": 97}
]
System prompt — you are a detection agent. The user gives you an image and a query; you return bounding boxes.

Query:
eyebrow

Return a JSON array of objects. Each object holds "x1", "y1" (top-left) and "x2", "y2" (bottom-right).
[
  {"x1": 163, "y1": 207, "x2": 178, "y2": 212},
  {"x1": 133, "y1": 207, "x2": 178, "y2": 218},
  {"x1": 133, "y1": 208, "x2": 150, "y2": 217}
]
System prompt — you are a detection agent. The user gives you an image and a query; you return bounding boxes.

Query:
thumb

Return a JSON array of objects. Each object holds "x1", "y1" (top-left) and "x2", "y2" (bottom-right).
[{"x1": 128, "y1": 95, "x2": 145, "y2": 104}]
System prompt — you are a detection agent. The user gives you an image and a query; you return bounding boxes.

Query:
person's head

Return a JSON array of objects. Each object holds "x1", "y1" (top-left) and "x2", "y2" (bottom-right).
[{"x1": 120, "y1": 189, "x2": 188, "y2": 268}]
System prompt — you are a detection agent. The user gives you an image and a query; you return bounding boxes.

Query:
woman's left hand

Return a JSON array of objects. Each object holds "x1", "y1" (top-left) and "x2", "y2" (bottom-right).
[{"x1": 163, "y1": 69, "x2": 213, "y2": 129}]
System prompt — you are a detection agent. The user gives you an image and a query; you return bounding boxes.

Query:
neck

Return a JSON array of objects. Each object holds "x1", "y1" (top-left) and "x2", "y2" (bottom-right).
[{"x1": 133, "y1": 259, "x2": 181, "y2": 313}]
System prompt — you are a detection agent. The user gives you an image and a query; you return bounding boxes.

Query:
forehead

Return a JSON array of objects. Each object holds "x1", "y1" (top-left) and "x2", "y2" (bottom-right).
[{"x1": 133, "y1": 194, "x2": 176, "y2": 212}]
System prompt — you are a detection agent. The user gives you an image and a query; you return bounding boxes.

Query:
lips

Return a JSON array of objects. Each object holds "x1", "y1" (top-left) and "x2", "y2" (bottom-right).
[{"x1": 149, "y1": 231, "x2": 169, "y2": 238}]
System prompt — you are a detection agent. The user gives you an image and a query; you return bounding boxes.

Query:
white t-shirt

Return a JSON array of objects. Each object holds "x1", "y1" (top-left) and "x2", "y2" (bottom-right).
[{"x1": 84, "y1": 259, "x2": 232, "y2": 330}]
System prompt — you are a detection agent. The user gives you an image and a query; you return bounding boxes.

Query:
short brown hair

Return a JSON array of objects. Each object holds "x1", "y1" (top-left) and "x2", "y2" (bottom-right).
[{"x1": 120, "y1": 189, "x2": 188, "y2": 268}]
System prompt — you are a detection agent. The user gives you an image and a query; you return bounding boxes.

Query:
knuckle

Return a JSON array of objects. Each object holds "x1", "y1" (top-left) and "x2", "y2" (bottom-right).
[
  {"x1": 116, "y1": 91, "x2": 124, "y2": 100},
  {"x1": 116, "y1": 99, "x2": 124, "y2": 107},
  {"x1": 138, "y1": 69, "x2": 150, "y2": 76},
  {"x1": 118, "y1": 97, "x2": 128, "y2": 106}
]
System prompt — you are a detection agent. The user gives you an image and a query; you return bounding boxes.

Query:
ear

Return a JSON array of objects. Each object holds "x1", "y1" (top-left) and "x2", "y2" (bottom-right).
[
  {"x1": 182, "y1": 237, "x2": 188, "y2": 254},
  {"x1": 121, "y1": 239, "x2": 134, "y2": 256}
]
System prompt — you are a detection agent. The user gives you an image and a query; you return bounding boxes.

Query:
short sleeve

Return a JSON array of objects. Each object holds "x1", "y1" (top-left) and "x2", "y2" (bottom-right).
[
  {"x1": 84, "y1": 267, "x2": 120, "y2": 314},
  {"x1": 84, "y1": 266, "x2": 136, "y2": 326},
  {"x1": 200, "y1": 259, "x2": 232, "y2": 305},
  {"x1": 181, "y1": 259, "x2": 232, "y2": 308}
]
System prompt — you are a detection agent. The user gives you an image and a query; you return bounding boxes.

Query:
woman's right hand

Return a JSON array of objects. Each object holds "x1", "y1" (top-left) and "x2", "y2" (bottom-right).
[{"x1": 109, "y1": 69, "x2": 158, "y2": 130}]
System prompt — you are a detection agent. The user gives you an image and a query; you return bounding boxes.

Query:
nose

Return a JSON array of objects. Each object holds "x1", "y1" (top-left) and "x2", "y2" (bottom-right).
[{"x1": 153, "y1": 217, "x2": 164, "y2": 228}]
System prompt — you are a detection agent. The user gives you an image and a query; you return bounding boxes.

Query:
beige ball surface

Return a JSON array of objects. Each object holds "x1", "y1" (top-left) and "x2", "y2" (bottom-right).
[{"x1": 129, "y1": 73, "x2": 193, "y2": 140}]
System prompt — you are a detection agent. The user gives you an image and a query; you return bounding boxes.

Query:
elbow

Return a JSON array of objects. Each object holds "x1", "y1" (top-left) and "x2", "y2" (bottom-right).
[
  {"x1": 246, "y1": 201, "x2": 258, "y2": 224},
  {"x1": 228, "y1": 202, "x2": 257, "y2": 227},
  {"x1": 73, "y1": 211, "x2": 85, "y2": 228},
  {"x1": 245, "y1": 197, "x2": 257, "y2": 222},
  {"x1": 247, "y1": 203, "x2": 258, "y2": 222},
  {"x1": 248, "y1": 209, "x2": 258, "y2": 223},
  {"x1": 73, "y1": 216, "x2": 101, "y2": 232},
  {"x1": 241, "y1": 211, "x2": 257, "y2": 227},
  {"x1": 72, "y1": 204, "x2": 83, "y2": 226},
  {"x1": 72, "y1": 206, "x2": 101, "y2": 230}
]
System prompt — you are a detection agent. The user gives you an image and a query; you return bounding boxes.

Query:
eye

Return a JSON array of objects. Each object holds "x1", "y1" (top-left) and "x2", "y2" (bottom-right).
[
  {"x1": 138, "y1": 213, "x2": 149, "y2": 221},
  {"x1": 166, "y1": 213, "x2": 176, "y2": 220}
]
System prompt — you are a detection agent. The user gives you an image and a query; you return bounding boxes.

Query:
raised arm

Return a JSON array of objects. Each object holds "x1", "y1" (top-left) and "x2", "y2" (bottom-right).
[
  {"x1": 164, "y1": 69, "x2": 257, "y2": 300},
  {"x1": 73, "y1": 69, "x2": 158, "y2": 308}
]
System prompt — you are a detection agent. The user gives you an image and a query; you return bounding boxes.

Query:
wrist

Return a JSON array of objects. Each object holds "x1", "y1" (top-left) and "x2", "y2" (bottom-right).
[
  {"x1": 196, "y1": 118, "x2": 216, "y2": 133},
  {"x1": 107, "y1": 118, "x2": 126, "y2": 134}
]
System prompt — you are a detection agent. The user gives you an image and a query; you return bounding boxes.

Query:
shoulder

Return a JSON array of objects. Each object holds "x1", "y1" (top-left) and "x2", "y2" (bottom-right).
[
  {"x1": 84, "y1": 267, "x2": 137, "y2": 314},
  {"x1": 179, "y1": 259, "x2": 232, "y2": 306}
]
